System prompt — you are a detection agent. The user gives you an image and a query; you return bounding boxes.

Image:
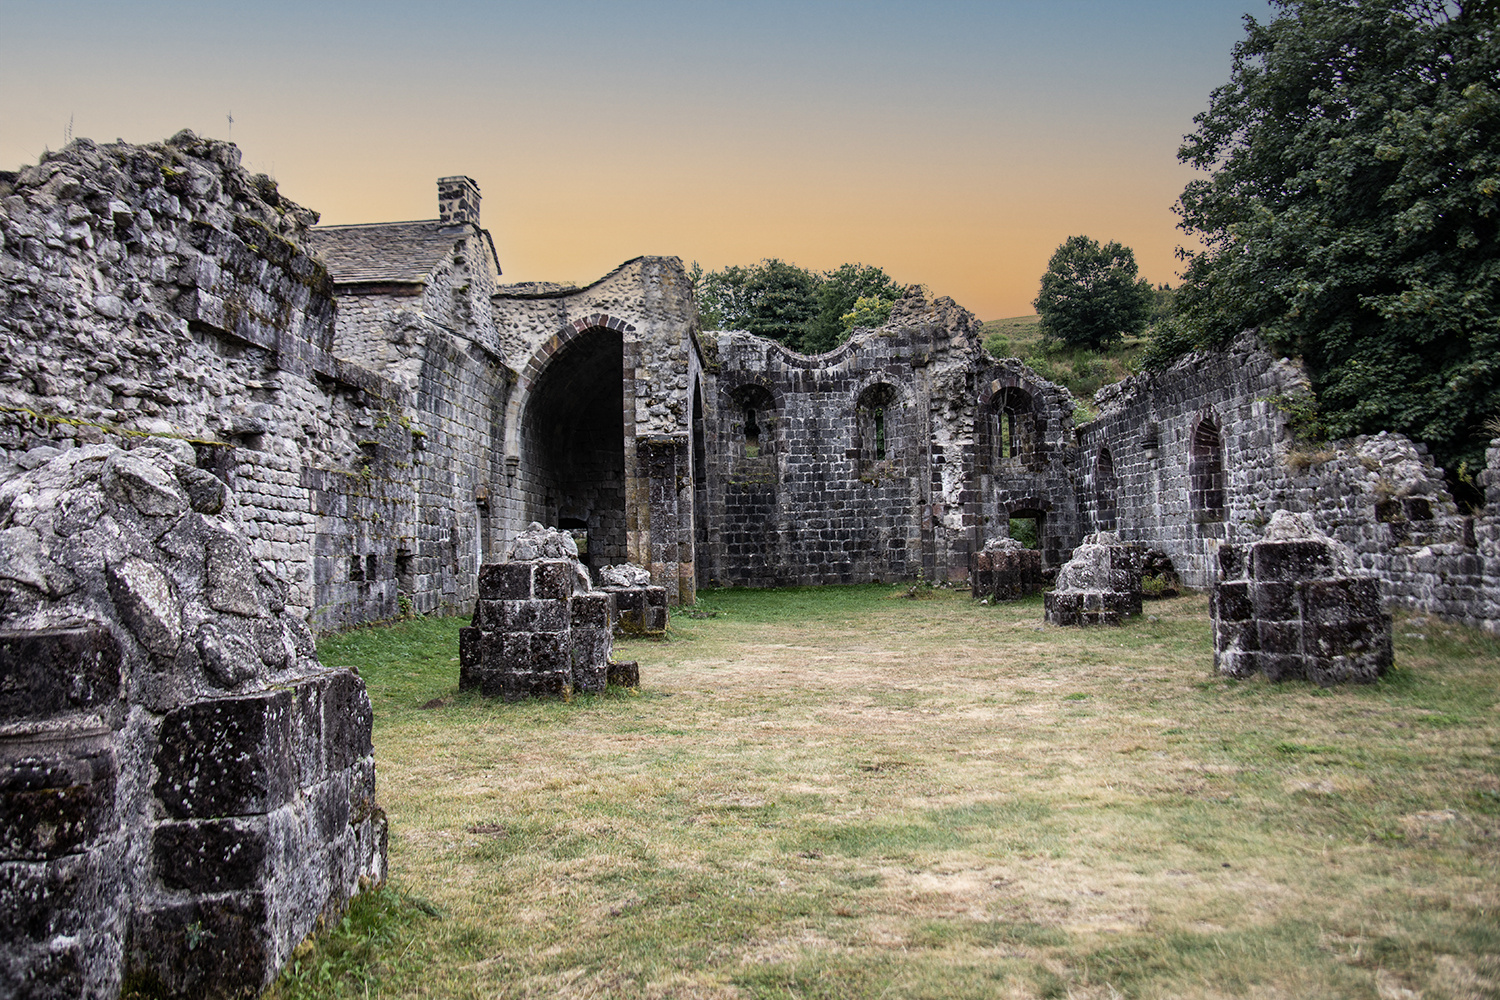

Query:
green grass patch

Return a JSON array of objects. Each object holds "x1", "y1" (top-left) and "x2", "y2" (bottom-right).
[{"x1": 287, "y1": 591, "x2": 1500, "y2": 999}]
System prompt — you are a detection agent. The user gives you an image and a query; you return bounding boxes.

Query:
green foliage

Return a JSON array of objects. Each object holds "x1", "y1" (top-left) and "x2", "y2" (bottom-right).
[
  {"x1": 981, "y1": 332, "x2": 1012, "y2": 358},
  {"x1": 692, "y1": 259, "x2": 901, "y2": 353},
  {"x1": 980, "y1": 315, "x2": 1141, "y2": 409},
  {"x1": 266, "y1": 884, "x2": 439, "y2": 999},
  {"x1": 1033, "y1": 235, "x2": 1153, "y2": 350},
  {"x1": 1162, "y1": 0, "x2": 1500, "y2": 482},
  {"x1": 1008, "y1": 517, "x2": 1040, "y2": 549},
  {"x1": 838, "y1": 295, "x2": 897, "y2": 336}
]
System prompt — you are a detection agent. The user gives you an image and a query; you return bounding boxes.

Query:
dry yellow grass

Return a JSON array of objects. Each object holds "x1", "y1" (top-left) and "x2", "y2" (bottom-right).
[{"x1": 288, "y1": 586, "x2": 1500, "y2": 1000}]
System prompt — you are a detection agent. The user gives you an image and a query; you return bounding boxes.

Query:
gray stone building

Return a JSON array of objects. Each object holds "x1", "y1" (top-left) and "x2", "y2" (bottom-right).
[{"x1": 2, "y1": 131, "x2": 1498, "y2": 635}]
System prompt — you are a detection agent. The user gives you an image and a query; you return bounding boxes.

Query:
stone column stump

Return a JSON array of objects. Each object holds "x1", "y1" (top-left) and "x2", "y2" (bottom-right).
[
  {"x1": 1043, "y1": 533, "x2": 1142, "y2": 626},
  {"x1": 460, "y1": 525, "x2": 632, "y2": 700},
  {"x1": 1213, "y1": 511, "x2": 1391, "y2": 684},
  {"x1": 598, "y1": 564, "x2": 669, "y2": 637},
  {"x1": 972, "y1": 537, "x2": 1043, "y2": 602}
]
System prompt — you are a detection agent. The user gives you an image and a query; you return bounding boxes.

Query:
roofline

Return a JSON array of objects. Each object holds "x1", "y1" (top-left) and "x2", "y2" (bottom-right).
[
  {"x1": 490, "y1": 256, "x2": 649, "y2": 301},
  {"x1": 311, "y1": 218, "x2": 442, "y2": 231}
]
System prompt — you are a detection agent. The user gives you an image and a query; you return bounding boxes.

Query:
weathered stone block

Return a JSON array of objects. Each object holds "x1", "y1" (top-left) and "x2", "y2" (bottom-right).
[
  {"x1": 125, "y1": 893, "x2": 273, "y2": 1000},
  {"x1": 500, "y1": 597, "x2": 572, "y2": 632},
  {"x1": 154, "y1": 691, "x2": 295, "y2": 819},
  {"x1": 1255, "y1": 581, "x2": 1298, "y2": 621},
  {"x1": 0, "y1": 848, "x2": 125, "y2": 999},
  {"x1": 471, "y1": 599, "x2": 505, "y2": 628},
  {"x1": 0, "y1": 743, "x2": 116, "y2": 862},
  {"x1": 1256, "y1": 620, "x2": 1303, "y2": 656},
  {"x1": 531, "y1": 632, "x2": 569, "y2": 674},
  {"x1": 534, "y1": 561, "x2": 574, "y2": 600},
  {"x1": 477, "y1": 562, "x2": 532, "y2": 601},
  {"x1": 1250, "y1": 540, "x2": 1332, "y2": 582},
  {"x1": 570, "y1": 593, "x2": 610, "y2": 629},
  {"x1": 457, "y1": 626, "x2": 483, "y2": 673},
  {"x1": 607, "y1": 660, "x2": 640, "y2": 688},
  {"x1": 1213, "y1": 511, "x2": 1392, "y2": 684},
  {"x1": 1218, "y1": 544, "x2": 1245, "y2": 580},
  {"x1": 152, "y1": 817, "x2": 267, "y2": 893},
  {"x1": 0, "y1": 627, "x2": 122, "y2": 723},
  {"x1": 1214, "y1": 581, "x2": 1253, "y2": 622},
  {"x1": 320, "y1": 670, "x2": 374, "y2": 774}
]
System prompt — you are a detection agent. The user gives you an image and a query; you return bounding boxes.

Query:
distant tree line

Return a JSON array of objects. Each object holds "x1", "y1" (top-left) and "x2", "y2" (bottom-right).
[{"x1": 691, "y1": 260, "x2": 904, "y2": 354}]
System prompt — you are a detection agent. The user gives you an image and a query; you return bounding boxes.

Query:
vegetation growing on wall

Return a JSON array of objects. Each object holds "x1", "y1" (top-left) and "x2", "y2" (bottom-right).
[
  {"x1": 982, "y1": 315, "x2": 1144, "y2": 407},
  {"x1": 1151, "y1": 0, "x2": 1500, "y2": 487}
]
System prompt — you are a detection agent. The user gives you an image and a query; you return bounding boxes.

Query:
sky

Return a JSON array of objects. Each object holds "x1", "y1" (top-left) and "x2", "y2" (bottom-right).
[{"x1": 1, "y1": 0, "x2": 1275, "y2": 320}]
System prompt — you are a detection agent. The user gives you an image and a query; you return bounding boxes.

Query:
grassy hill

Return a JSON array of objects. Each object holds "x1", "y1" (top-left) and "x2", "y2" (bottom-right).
[{"x1": 981, "y1": 315, "x2": 1145, "y2": 419}]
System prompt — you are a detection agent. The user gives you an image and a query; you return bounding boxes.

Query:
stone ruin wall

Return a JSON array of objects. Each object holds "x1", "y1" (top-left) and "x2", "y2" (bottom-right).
[
  {"x1": 0, "y1": 133, "x2": 521, "y2": 631},
  {"x1": 970, "y1": 357, "x2": 1084, "y2": 571},
  {"x1": 696, "y1": 292, "x2": 1083, "y2": 587},
  {"x1": 0, "y1": 441, "x2": 386, "y2": 999},
  {"x1": 490, "y1": 258, "x2": 703, "y2": 605},
  {"x1": 3, "y1": 131, "x2": 1497, "y2": 639},
  {"x1": 1077, "y1": 334, "x2": 1500, "y2": 633}
]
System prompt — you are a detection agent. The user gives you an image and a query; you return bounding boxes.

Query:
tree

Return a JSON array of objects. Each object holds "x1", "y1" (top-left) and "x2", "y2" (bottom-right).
[
  {"x1": 692, "y1": 260, "x2": 902, "y2": 353},
  {"x1": 1159, "y1": 0, "x2": 1500, "y2": 486},
  {"x1": 804, "y1": 263, "x2": 903, "y2": 353},
  {"x1": 1032, "y1": 235, "x2": 1153, "y2": 350}
]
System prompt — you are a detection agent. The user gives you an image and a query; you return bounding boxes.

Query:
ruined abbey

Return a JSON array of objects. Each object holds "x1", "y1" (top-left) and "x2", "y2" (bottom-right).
[{"x1": 2, "y1": 131, "x2": 1499, "y2": 996}]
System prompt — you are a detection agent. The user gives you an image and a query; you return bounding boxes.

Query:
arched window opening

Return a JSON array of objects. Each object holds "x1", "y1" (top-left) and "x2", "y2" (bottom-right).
[
  {"x1": 744, "y1": 406, "x2": 762, "y2": 458},
  {"x1": 982, "y1": 386, "x2": 1041, "y2": 473},
  {"x1": 856, "y1": 383, "x2": 899, "y2": 477},
  {"x1": 728, "y1": 384, "x2": 777, "y2": 474},
  {"x1": 1095, "y1": 447, "x2": 1117, "y2": 533},
  {"x1": 1190, "y1": 416, "x2": 1226, "y2": 520}
]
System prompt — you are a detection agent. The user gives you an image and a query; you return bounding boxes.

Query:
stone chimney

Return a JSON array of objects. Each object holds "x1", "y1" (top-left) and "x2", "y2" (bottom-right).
[{"x1": 438, "y1": 175, "x2": 481, "y2": 227}]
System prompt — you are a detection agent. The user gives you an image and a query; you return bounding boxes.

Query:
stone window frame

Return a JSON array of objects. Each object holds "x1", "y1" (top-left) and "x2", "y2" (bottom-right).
[
  {"x1": 854, "y1": 381, "x2": 902, "y2": 479},
  {"x1": 724, "y1": 381, "x2": 782, "y2": 471},
  {"x1": 1189, "y1": 412, "x2": 1227, "y2": 521},
  {"x1": 1095, "y1": 445, "x2": 1117, "y2": 533},
  {"x1": 978, "y1": 380, "x2": 1045, "y2": 474}
]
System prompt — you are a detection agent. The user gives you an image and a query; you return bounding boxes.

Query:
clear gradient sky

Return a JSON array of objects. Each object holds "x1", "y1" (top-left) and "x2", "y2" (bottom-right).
[{"x1": 2, "y1": 1, "x2": 1274, "y2": 319}]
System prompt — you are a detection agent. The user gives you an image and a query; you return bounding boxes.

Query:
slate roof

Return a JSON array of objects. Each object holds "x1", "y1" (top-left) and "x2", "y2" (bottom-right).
[{"x1": 307, "y1": 220, "x2": 492, "y2": 285}]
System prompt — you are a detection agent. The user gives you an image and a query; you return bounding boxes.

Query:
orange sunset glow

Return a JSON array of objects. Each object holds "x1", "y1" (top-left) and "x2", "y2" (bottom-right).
[{"x1": 2, "y1": 1, "x2": 1273, "y2": 320}]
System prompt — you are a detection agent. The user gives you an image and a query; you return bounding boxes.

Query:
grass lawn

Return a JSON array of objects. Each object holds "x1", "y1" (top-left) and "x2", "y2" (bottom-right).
[{"x1": 278, "y1": 586, "x2": 1500, "y2": 999}]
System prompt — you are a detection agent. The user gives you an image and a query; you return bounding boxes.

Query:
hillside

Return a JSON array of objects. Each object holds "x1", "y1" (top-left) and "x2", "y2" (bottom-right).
[{"x1": 981, "y1": 315, "x2": 1144, "y2": 419}]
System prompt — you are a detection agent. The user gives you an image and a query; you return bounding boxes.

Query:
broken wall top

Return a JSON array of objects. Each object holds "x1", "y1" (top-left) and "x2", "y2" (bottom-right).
[{"x1": 0, "y1": 441, "x2": 325, "y2": 715}]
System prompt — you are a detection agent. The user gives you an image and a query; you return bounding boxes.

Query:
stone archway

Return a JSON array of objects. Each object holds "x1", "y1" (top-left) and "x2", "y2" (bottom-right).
[{"x1": 518, "y1": 327, "x2": 627, "y2": 566}]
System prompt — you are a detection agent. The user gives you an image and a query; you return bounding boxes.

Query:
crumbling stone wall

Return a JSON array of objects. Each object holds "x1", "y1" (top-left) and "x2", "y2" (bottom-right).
[
  {"x1": 8, "y1": 132, "x2": 1498, "y2": 637},
  {"x1": 697, "y1": 290, "x2": 1074, "y2": 587},
  {"x1": 0, "y1": 442, "x2": 384, "y2": 999},
  {"x1": 0, "y1": 133, "x2": 518, "y2": 628},
  {"x1": 1213, "y1": 510, "x2": 1392, "y2": 683},
  {"x1": 491, "y1": 258, "x2": 703, "y2": 604},
  {"x1": 1076, "y1": 333, "x2": 1500, "y2": 633},
  {"x1": 1043, "y1": 533, "x2": 1143, "y2": 626}
]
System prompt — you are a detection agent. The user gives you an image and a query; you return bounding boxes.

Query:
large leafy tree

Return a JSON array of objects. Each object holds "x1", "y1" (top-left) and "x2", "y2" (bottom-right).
[
  {"x1": 692, "y1": 259, "x2": 901, "y2": 352},
  {"x1": 803, "y1": 263, "x2": 904, "y2": 353},
  {"x1": 1033, "y1": 235, "x2": 1154, "y2": 349},
  {"x1": 1162, "y1": 0, "x2": 1500, "y2": 482}
]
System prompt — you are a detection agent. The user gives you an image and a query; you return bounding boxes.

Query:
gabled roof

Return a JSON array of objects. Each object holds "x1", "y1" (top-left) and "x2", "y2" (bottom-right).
[{"x1": 307, "y1": 220, "x2": 499, "y2": 285}]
